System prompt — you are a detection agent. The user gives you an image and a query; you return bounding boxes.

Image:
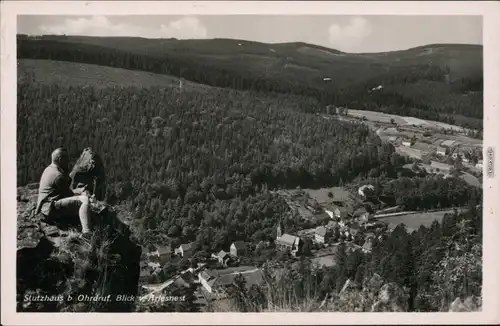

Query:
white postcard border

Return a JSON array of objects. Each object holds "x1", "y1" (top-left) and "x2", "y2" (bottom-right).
[{"x1": 2, "y1": 1, "x2": 499, "y2": 325}]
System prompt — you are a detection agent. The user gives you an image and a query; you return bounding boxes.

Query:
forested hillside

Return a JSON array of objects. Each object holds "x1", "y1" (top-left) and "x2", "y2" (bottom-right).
[
  {"x1": 17, "y1": 35, "x2": 483, "y2": 129},
  {"x1": 17, "y1": 60, "x2": 482, "y2": 263},
  {"x1": 18, "y1": 70, "x2": 398, "y2": 251}
]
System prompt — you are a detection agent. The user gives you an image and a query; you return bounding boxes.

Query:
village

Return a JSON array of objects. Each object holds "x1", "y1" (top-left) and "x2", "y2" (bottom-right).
[
  {"x1": 325, "y1": 105, "x2": 483, "y2": 188},
  {"x1": 135, "y1": 104, "x2": 484, "y2": 310},
  {"x1": 136, "y1": 183, "x2": 397, "y2": 309}
]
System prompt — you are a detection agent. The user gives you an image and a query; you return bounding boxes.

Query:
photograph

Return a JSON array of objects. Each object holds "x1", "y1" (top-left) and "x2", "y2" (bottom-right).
[{"x1": 2, "y1": 1, "x2": 500, "y2": 325}]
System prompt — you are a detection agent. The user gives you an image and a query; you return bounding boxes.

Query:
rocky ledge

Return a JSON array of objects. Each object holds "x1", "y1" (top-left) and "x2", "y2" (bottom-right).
[{"x1": 17, "y1": 184, "x2": 142, "y2": 312}]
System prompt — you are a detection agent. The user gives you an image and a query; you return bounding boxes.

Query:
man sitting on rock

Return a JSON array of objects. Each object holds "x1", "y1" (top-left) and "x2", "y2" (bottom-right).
[{"x1": 35, "y1": 148, "x2": 93, "y2": 238}]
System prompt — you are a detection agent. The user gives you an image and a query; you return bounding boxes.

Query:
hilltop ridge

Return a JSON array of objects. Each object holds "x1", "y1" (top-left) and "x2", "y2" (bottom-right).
[{"x1": 17, "y1": 34, "x2": 483, "y2": 130}]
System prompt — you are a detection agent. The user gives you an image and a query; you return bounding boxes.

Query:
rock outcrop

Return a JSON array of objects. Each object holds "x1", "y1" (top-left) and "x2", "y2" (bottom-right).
[
  {"x1": 326, "y1": 274, "x2": 408, "y2": 312},
  {"x1": 17, "y1": 185, "x2": 142, "y2": 312},
  {"x1": 448, "y1": 296, "x2": 482, "y2": 312}
]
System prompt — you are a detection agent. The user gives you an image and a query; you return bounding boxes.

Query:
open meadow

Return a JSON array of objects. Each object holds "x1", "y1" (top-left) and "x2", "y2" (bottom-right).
[
  {"x1": 377, "y1": 209, "x2": 461, "y2": 232},
  {"x1": 347, "y1": 109, "x2": 472, "y2": 132},
  {"x1": 18, "y1": 59, "x2": 211, "y2": 91}
]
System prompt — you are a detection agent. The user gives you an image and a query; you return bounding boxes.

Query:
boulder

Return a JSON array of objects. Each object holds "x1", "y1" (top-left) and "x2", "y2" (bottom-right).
[
  {"x1": 16, "y1": 186, "x2": 141, "y2": 312},
  {"x1": 449, "y1": 296, "x2": 481, "y2": 312},
  {"x1": 370, "y1": 282, "x2": 408, "y2": 312}
]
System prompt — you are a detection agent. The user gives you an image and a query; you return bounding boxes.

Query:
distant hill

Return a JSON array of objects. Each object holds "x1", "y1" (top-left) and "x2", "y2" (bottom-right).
[
  {"x1": 18, "y1": 59, "x2": 211, "y2": 91},
  {"x1": 17, "y1": 35, "x2": 483, "y2": 129}
]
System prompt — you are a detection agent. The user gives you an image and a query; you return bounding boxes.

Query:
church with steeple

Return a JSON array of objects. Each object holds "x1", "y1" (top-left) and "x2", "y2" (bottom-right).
[{"x1": 275, "y1": 218, "x2": 301, "y2": 256}]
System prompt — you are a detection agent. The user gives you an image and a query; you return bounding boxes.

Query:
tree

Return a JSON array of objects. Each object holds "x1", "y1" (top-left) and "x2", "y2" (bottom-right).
[
  {"x1": 178, "y1": 258, "x2": 190, "y2": 270},
  {"x1": 167, "y1": 225, "x2": 181, "y2": 237},
  {"x1": 300, "y1": 238, "x2": 313, "y2": 257}
]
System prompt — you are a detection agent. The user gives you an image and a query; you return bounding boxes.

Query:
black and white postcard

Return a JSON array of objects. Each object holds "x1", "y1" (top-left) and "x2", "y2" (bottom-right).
[{"x1": 1, "y1": 1, "x2": 499, "y2": 325}]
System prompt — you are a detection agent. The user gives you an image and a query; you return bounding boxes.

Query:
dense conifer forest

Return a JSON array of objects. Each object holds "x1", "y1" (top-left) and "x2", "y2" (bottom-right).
[
  {"x1": 16, "y1": 80, "x2": 391, "y2": 249},
  {"x1": 18, "y1": 76, "x2": 481, "y2": 257},
  {"x1": 17, "y1": 35, "x2": 483, "y2": 129}
]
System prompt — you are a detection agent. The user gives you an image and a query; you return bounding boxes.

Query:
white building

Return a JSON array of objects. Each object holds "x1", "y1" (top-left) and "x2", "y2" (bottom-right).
[
  {"x1": 358, "y1": 185, "x2": 375, "y2": 198},
  {"x1": 436, "y1": 147, "x2": 447, "y2": 156},
  {"x1": 314, "y1": 226, "x2": 331, "y2": 244},
  {"x1": 175, "y1": 243, "x2": 193, "y2": 258}
]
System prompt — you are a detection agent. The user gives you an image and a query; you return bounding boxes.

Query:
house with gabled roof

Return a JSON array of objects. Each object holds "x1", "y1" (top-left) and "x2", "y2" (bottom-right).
[
  {"x1": 358, "y1": 185, "x2": 375, "y2": 198},
  {"x1": 148, "y1": 245, "x2": 172, "y2": 263},
  {"x1": 276, "y1": 234, "x2": 300, "y2": 250},
  {"x1": 139, "y1": 269, "x2": 151, "y2": 283},
  {"x1": 314, "y1": 226, "x2": 332, "y2": 244},
  {"x1": 334, "y1": 206, "x2": 352, "y2": 219},
  {"x1": 402, "y1": 140, "x2": 412, "y2": 147},
  {"x1": 214, "y1": 250, "x2": 231, "y2": 266},
  {"x1": 175, "y1": 242, "x2": 194, "y2": 258},
  {"x1": 436, "y1": 146, "x2": 447, "y2": 156},
  {"x1": 275, "y1": 219, "x2": 301, "y2": 256},
  {"x1": 230, "y1": 241, "x2": 248, "y2": 257},
  {"x1": 174, "y1": 270, "x2": 196, "y2": 288},
  {"x1": 199, "y1": 270, "x2": 218, "y2": 293}
]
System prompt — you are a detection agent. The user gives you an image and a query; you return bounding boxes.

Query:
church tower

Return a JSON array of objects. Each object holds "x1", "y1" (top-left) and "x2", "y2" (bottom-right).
[{"x1": 276, "y1": 220, "x2": 283, "y2": 240}]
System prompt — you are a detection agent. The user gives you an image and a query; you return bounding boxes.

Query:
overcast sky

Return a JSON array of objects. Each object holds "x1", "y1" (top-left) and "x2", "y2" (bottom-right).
[{"x1": 17, "y1": 15, "x2": 482, "y2": 53}]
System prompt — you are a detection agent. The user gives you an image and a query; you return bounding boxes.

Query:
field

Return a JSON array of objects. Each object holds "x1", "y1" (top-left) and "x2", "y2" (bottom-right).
[
  {"x1": 459, "y1": 172, "x2": 482, "y2": 188},
  {"x1": 403, "y1": 161, "x2": 452, "y2": 174},
  {"x1": 18, "y1": 59, "x2": 210, "y2": 91},
  {"x1": 396, "y1": 146, "x2": 423, "y2": 159},
  {"x1": 302, "y1": 187, "x2": 354, "y2": 204},
  {"x1": 310, "y1": 246, "x2": 339, "y2": 268},
  {"x1": 377, "y1": 209, "x2": 458, "y2": 232},
  {"x1": 311, "y1": 255, "x2": 336, "y2": 268},
  {"x1": 348, "y1": 109, "x2": 472, "y2": 132},
  {"x1": 402, "y1": 162, "x2": 481, "y2": 188},
  {"x1": 347, "y1": 110, "x2": 407, "y2": 125}
]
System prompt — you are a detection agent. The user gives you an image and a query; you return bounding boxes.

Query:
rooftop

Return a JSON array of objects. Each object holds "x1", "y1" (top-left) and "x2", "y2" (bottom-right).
[
  {"x1": 437, "y1": 146, "x2": 446, "y2": 151},
  {"x1": 441, "y1": 140, "x2": 456, "y2": 147},
  {"x1": 180, "y1": 243, "x2": 193, "y2": 251},
  {"x1": 218, "y1": 250, "x2": 229, "y2": 259},
  {"x1": 277, "y1": 233, "x2": 299, "y2": 246},
  {"x1": 231, "y1": 241, "x2": 247, "y2": 250},
  {"x1": 200, "y1": 270, "x2": 215, "y2": 282},
  {"x1": 157, "y1": 246, "x2": 171, "y2": 255},
  {"x1": 180, "y1": 271, "x2": 195, "y2": 283},
  {"x1": 315, "y1": 226, "x2": 329, "y2": 237}
]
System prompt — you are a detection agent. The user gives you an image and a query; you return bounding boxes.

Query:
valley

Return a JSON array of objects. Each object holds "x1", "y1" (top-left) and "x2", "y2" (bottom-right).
[{"x1": 15, "y1": 34, "x2": 483, "y2": 313}]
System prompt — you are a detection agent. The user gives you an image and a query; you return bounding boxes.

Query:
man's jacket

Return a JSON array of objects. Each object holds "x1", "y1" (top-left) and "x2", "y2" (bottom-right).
[{"x1": 35, "y1": 163, "x2": 74, "y2": 215}]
